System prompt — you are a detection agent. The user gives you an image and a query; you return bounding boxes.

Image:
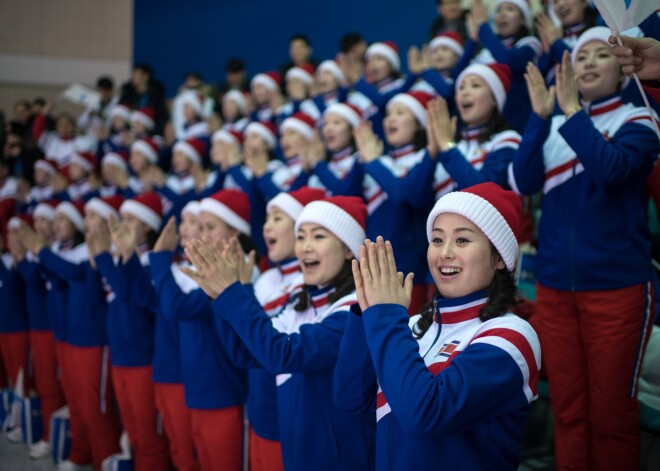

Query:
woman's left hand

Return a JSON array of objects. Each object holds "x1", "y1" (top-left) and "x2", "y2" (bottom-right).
[
  {"x1": 428, "y1": 98, "x2": 457, "y2": 152},
  {"x1": 556, "y1": 51, "x2": 582, "y2": 117},
  {"x1": 355, "y1": 236, "x2": 414, "y2": 308},
  {"x1": 181, "y1": 239, "x2": 239, "y2": 299}
]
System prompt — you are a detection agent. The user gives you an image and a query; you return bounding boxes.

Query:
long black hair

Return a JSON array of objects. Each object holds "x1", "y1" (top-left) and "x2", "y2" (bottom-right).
[
  {"x1": 413, "y1": 243, "x2": 519, "y2": 339},
  {"x1": 292, "y1": 259, "x2": 355, "y2": 312}
]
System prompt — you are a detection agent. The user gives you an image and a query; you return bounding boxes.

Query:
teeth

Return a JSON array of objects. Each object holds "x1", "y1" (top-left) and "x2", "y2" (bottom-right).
[{"x1": 440, "y1": 267, "x2": 461, "y2": 275}]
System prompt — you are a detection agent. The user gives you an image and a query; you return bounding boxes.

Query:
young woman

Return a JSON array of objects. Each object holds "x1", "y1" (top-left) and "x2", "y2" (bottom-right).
[
  {"x1": 148, "y1": 189, "x2": 251, "y2": 471},
  {"x1": 510, "y1": 27, "x2": 660, "y2": 470},
  {"x1": 53, "y1": 152, "x2": 97, "y2": 202},
  {"x1": 12, "y1": 203, "x2": 65, "y2": 459},
  {"x1": 184, "y1": 196, "x2": 375, "y2": 471},
  {"x1": 335, "y1": 182, "x2": 540, "y2": 469},
  {"x1": 221, "y1": 90, "x2": 250, "y2": 133},
  {"x1": 20, "y1": 201, "x2": 99, "y2": 467},
  {"x1": 90, "y1": 192, "x2": 170, "y2": 470},
  {"x1": 407, "y1": 63, "x2": 519, "y2": 206},
  {"x1": 354, "y1": 90, "x2": 432, "y2": 313},
  {"x1": 466, "y1": 0, "x2": 541, "y2": 131},
  {"x1": 224, "y1": 187, "x2": 324, "y2": 471},
  {"x1": 124, "y1": 138, "x2": 164, "y2": 196},
  {"x1": 299, "y1": 60, "x2": 349, "y2": 120},
  {"x1": 250, "y1": 71, "x2": 284, "y2": 124},
  {"x1": 27, "y1": 197, "x2": 124, "y2": 467},
  {"x1": 294, "y1": 102, "x2": 364, "y2": 197}
]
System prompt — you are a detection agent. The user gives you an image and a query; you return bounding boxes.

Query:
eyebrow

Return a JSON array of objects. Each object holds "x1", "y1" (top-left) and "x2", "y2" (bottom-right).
[{"x1": 431, "y1": 227, "x2": 476, "y2": 233}]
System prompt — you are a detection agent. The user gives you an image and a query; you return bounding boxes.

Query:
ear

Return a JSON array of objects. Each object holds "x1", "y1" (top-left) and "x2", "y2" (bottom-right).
[
  {"x1": 495, "y1": 258, "x2": 506, "y2": 271},
  {"x1": 343, "y1": 245, "x2": 354, "y2": 261}
]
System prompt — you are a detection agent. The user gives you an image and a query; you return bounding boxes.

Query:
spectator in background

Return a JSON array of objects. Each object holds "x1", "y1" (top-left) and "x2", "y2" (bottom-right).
[
  {"x1": 3, "y1": 122, "x2": 43, "y2": 186},
  {"x1": 78, "y1": 76, "x2": 119, "y2": 139},
  {"x1": 119, "y1": 63, "x2": 168, "y2": 135},
  {"x1": 218, "y1": 58, "x2": 250, "y2": 98},
  {"x1": 429, "y1": 0, "x2": 469, "y2": 41},
  {"x1": 339, "y1": 32, "x2": 368, "y2": 66},
  {"x1": 172, "y1": 72, "x2": 215, "y2": 140},
  {"x1": 11, "y1": 99, "x2": 35, "y2": 140},
  {"x1": 280, "y1": 34, "x2": 319, "y2": 78}
]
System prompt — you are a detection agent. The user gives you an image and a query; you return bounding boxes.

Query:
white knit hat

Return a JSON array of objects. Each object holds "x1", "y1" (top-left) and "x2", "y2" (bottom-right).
[
  {"x1": 267, "y1": 187, "x2": 327, "y2": 222},
  {"x1": 244, "y1": 121, "x2": 278, "y2": 149},
  {"x1": 34, "y1": 201, "x2": 57, "y2": 221},
  {"x1": 295, "y1": 196, "x2": 367, "y2": 258},
  {"x1": 181, "y1": 200, "x2": 201, "y2": 218},
  {"x1": 366, "y1": 41, "x2": 400, "y2": 71},
  {"x1": 492, "y1": 0, "x2": 533, "y2": 27},
  {"x1": 323, "y1": 102, "x2": 362, "y2": 128},
  {"x1": 317, "y1": 60, "x2": 346, "y2": 85},
  {"x1": 571, "y1": 26, "x2": 612, "y2": 66},
  {"x1": 426, "y1": 183, "x2": 521, "y2": 271},
  {"x1": 387, "y1": 91, "x2": 434, "y2": 128},
  {"x1": 85, "y1": 195, "x2": 124, "y2": 221},
  {"x1": 280, "y1": 112, "x2": 317, "y2": 140},
  {"x1": 456, "y1": 63, "x2": 512, "y2": 112},
  {"x1": 120, "y1": 192, "x2": 163, "y2": 232},
  {"x1": 56, "y1": 201, "x2": 85, "y2": 233},
  {"x1": 199, "y1": 189, "x2": 251, "y2": 236}
]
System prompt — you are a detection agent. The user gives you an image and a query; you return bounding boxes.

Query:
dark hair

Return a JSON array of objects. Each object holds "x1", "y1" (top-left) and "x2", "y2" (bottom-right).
[
  {"x1": 292, "y1": 259, "x2": 355, "y2": 312},
  {"x1": 133, "y1": 63, "x2": 153, "y2": 79},
  {"x1": 72, "y1": 230, "x2": 85, "y2": 248},
  {"x1": 290, "y1": 34, "x2": 312, "y2": 47},
  {"x1": 476, "y1": 110, "x2": 512, "y2": 144},
  {"x1": 513, "y1": 25, "x2": 531, "y2": 42},
  {"x1": 237, "y1": 232, "x2": 261, "y2": 262},
  {"x1": 146, "y1": 229, "x2": 158, "y2": 249},
  {"x1": 33, "y1": 97, "x2": 47, "y2": 107},
  {"x1": 14, "y1": 99, "x2": 31, "y2": 111},
  {"x1": 184, "y1": 71, "x2": 203, "y2": 82},
  {"x1": 56, "y1": 112, "x2": 76, "y2": 128},
  {"x1": 97, "y1": 76, "x2": 114, "y2": 90},
  {"x1": 0, "y1": 155, "x2": 9, "y2": 168},
  {"x1": 412, "y1": 127, "x2": 428, "y2": 151},
  {"x1": 226, "y1": 58, "x2": 246, "y2": 73},
  {"x1": 413, "y1": 243, "x2": 519, "y2": 338},
  {"x1": 340, "y1": 32, "x2": 365, "y2": 54}
]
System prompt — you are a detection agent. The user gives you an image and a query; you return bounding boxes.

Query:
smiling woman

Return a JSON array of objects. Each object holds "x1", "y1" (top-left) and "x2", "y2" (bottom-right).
[{"x1": 333, "y1": 182, "x2": 540, "y2": 470}]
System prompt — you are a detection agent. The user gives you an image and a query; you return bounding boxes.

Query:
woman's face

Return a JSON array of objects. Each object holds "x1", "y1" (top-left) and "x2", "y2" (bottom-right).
[
  {"x1": 280, "y1": 128, "x2": 307, "y2": 159},
  {"x1": 199, "y1": 212, "x2": 239, "y2": 244},
  {"x1": 295, "y1": 223, "x2": 352, "y2": 286},
  {"x1": 430, "y1": 45, "x2": 459, "y2": 71},
  {"x1": 574, "y1": 40, "x2": 623, "y2": 102},
  {"x1": 366, "y1": 54, "x2": 393, "y2": 83},
  {"x1": 34, "y1": 168, "x2": 50, "y2": 186},
  {"x1": 553, "y1": 0, "x2": 588, "y2": 26},
  {"x1": 494, "y1": 2, "x2": 525, "y2": 37},
  {"x1": 129, "y1": 149, "x2": 150, "y2": 174},
  {"x1": 172, "y1": 150, "x2": 192, "y2": 175},
  {"x1": 322, "y1": 114, "x2": 353, "y2": 152},
  {"x1": 56, "y1": 116, "x2": 75, "y2": 136},
  {"x1": 286, "y1": 77, "x2": 309, "y2": 101},
  {"x1": 179, "y1": 212, "x2": 200, "y2": 247},
  {"x1": 244, "y1": 132, "x2": 269, "y2": 155},
  {"x1": 316, "y1": 70, "x2": 340, "y2": 94},
  {"x1": 222, "y1": 99, "x2": 240, "y2": 122},
  {"x1": 120, "y1": 212, "x2": 151, "y2": 245},
  {"x1": 456, "y1": 74, "x2": 497, "y2": 126},
  {"x1": 34, "y1": 216, "x2": 54, "y2": 241},
  {"x1": 183, "y1": 103, "x2": 197, "y2": 122},
  {"x1": 53, "y1": 214, "x2": 76, "y2": 242},
  {"x1": 384, "y1": 103, "x2": 419, "y2": 148},
  {"x1": 427, "y1": 212, "x2": 504, "y2": 298},
  {"x1": 68, "y1": 162, "x2": 87, "y2": 182},
  {"x1": 263, "y1": 207, "x2": 296, "y2": 263},
  {"x1": 84, "y1": 209, "x2": 105, "y2": 234},
  {"x1": 132, "y1": 120, "x2": 148, "y2": 136},
  {"x1": 252, "y1": 83, "x2": 271, "y2": 105}
]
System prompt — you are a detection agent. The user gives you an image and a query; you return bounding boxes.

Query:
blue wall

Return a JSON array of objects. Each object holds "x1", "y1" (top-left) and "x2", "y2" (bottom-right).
[{"x1": 134, "y1": 0, "x2": 434, "y2": 97}]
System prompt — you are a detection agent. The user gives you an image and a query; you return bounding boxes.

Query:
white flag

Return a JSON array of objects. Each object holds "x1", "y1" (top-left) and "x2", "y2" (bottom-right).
[
  {"x1": 592, "y1": 0, "x2": 659, "y2": 34},
  {"x1": 60, "y1": 83, "x2": 101, "y2": 108}
]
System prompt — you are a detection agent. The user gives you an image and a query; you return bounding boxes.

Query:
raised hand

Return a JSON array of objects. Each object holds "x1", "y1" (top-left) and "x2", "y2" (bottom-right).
[
  {"x1": 181, "y1": 239, "x2": 238, "y2": 298},
  {"x1": 468, "y1": 0, "x2": 488, "y2": 40},
  {"x1": 19, "y1": 225, "x2": 47, "y2": 254},
  {"x1": 301, "y1": 132, "x2": 326, "y2": 171},
  {"x1": 108, "y1": 215, "x2": 137, "y2": 262},
  {"x1": 609, "y1": 35, "x2": 660, "y2": 80},
  {"x1": 226, "y1": 237, "x2": 257, "y2": 284},
  {"x1": 535, "y1": 14, "x2": 562, "y2": 54},
  {"x1": 7, "y1": 231, "x2": 26, "y2": 264},
  {"x1": 244, "y1": 144, "x2": 270, "y2": 177},
  {"x1": 556, "y1": 51, "x2": 581, "y2": 117},
  {"x1": 355, "y1": 236, "x2": 414, "y2": 308},
  {"x1": 354, "y1": 121, "x2": 384, "y2": 163},
  {"x1": 407, "y1": 46, "x2": 425, "y2": 75},
  {"x1": 428, "y1": 97, "x2": 457, "y2": 153},
  {"x1": 524, "y1": 62, "x2": 556, "y2": 119},
  {"x1": 154, "y1": 217, "x2": 179, "y2": 252}
]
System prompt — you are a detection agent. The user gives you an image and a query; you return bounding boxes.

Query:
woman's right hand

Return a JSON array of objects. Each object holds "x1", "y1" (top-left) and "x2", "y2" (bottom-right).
[{"x1": 524, "y1": 62, "x2": 555, "y2": 119}]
